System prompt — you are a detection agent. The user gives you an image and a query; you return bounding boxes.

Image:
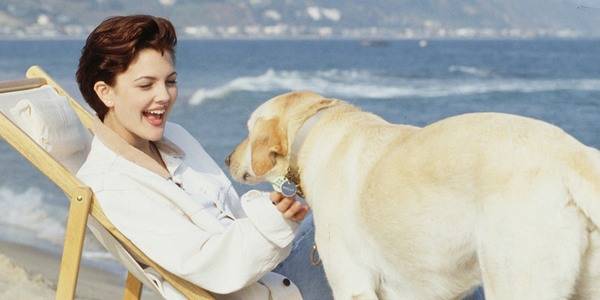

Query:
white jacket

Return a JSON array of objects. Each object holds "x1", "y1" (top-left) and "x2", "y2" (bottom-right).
[{"x1": 77, "y1": 120, "x2": 302, "y2": 299}]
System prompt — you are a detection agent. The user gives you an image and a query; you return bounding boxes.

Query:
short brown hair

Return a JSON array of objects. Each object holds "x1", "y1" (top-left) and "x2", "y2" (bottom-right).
[{"x1": 76, "y1": 15, "x2": 177, "y2": 120}]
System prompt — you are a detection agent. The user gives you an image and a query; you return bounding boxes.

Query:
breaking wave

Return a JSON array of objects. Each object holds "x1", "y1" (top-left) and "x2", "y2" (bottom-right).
[
  {"x1": 0, "y1": 187, "x2": 66, "y2": 246},
  {"x1": 188, "y1": 68, "x2": 600, "y2": 105},
  {"x1": 448, "y1": 65, "x2": 493, "y2": 77},
  {"x1": 0, "y1": 187, "x2": 115, "y2": 263}
]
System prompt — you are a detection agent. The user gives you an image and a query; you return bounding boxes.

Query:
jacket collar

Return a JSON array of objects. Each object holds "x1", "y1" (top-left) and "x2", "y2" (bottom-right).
[{"x1": 91, "y1": 117, "x2": 185, "y2": 179}]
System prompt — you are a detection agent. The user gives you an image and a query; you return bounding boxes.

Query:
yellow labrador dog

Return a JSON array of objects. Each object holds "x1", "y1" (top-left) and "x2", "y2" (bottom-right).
[{"x1": 227, "y1": 91, "x2": 600, "y2": 300}]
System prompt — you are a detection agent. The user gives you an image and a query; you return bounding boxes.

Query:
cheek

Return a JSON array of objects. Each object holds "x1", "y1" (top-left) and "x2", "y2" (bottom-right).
[
  {"x1": 114, "y1": 90, "x2": 145, "y2": 112},
  {"x1": 115, "y1": 99, "x2": 142, "y2": 120},
  {"x1": 170, "y1": 89, "x2": 178, "y2": 109},
  {"x1": 162, "y1": 87, "x2": 178, "y2": 116}
]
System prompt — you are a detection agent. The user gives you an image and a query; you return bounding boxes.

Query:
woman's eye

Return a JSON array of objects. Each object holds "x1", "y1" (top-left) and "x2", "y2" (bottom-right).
[
  {"x1": 138, "y1": 83, "x2": 152, "y2": 89},
  {"x1": 167, "y1": 80, "x2": 177, "y2": 86}
]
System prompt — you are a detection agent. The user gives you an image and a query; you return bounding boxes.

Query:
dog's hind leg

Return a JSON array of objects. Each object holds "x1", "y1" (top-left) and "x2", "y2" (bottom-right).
[{"x1": 476, "y1": 181, "x2": 588, "y2": 300}]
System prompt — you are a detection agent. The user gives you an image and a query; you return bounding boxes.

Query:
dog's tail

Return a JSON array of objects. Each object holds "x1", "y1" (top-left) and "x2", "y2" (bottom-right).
[{"x1": 566, "y1": 146, "x2": 600, "y2": 229}]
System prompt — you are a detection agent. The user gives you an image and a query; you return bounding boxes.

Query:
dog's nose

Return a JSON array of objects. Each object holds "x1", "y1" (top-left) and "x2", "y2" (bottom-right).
[{"x1": 225, "y1": 153, "x2": 231, "y2": 167}]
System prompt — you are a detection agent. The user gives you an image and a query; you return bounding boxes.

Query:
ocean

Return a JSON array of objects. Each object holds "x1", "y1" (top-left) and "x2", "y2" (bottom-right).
[{"x1": 1, "y1": 39, "x2": 599, "y2": 273}]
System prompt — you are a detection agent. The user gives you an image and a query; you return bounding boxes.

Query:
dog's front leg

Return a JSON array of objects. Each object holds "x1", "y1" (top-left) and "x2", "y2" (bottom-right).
[{"x1": 315, "y1": 231, "x2": 379, "y2": 300}]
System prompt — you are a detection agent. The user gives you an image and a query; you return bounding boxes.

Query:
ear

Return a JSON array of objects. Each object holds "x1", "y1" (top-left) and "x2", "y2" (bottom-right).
[
  {"x1": 93, "y1": 81, "x2": 115, "y2": 108},
  {"x1": 306, "y1": 98, "x2": 338, "y2": 115},
  {"x1": 291, "y1": 97, "x2": 338, "y2": 126},
  {"x1": 250, "y1": 117, "x2": 288, "y2": 177}
]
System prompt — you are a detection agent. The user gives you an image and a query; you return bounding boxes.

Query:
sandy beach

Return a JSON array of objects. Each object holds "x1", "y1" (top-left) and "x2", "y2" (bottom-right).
[{"x1": 0, "y1": 240, "x2": 162, "y2": 300}]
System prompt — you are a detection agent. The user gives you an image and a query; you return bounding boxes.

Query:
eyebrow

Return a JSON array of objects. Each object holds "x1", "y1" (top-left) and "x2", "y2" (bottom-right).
[{"x1": 134, "y1": 72, "x2": 177, "y2": 82}]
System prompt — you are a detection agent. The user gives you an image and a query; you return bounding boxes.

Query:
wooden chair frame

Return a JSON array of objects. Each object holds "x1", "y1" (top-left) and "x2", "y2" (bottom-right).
[{"x1": 0, "y1": 66, "x2": 214, "y2": 300}]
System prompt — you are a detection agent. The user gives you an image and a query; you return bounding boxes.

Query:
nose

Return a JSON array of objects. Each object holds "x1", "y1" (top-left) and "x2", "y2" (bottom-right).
[
  {"x1": 156, "y1": 83, "x2": 172, "y2": 103},
  {"x1": 224, "y1": 153, "x2": 231, "y2": 167}
]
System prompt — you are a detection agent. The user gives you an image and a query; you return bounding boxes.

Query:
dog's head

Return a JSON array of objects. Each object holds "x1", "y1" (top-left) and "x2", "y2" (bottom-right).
[{"x1": 226, "y1": 91, "x2": 337, "y2": 184}]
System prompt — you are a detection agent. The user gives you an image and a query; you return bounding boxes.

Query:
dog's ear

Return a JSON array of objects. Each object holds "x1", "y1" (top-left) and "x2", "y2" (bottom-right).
[
  {"x1": 250, "y1": 117, "x2": 288, "y2": 176},
  {"x1": 304, "y1": 98, "x2": 338, "y2": 118}
]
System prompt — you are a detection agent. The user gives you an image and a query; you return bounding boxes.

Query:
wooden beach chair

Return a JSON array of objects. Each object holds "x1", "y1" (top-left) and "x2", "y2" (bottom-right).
[{"x1": 0, "y1": 66, "x2": 214, "y2": 300}]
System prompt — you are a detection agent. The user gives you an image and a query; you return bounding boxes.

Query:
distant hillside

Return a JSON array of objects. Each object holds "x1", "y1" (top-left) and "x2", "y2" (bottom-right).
[{"x1": 1, "y1": 0, "x2": 599, "y2": 38}]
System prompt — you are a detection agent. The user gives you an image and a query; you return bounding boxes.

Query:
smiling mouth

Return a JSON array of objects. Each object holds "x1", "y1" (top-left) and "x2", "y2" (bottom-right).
[{"x1": 143, "y1": 109, "x2": 166, "y2": 126}]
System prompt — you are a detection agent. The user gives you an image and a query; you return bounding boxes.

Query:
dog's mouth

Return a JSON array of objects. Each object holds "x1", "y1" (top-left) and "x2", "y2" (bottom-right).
[{"x1": 230, "y1": 164, "x2": 260, "y2": 184}]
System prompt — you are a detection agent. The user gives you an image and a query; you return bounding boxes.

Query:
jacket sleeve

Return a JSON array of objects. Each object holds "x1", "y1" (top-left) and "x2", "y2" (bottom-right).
[{"x1": 94, "y1": 184, "x2": 298, "y2": 294}]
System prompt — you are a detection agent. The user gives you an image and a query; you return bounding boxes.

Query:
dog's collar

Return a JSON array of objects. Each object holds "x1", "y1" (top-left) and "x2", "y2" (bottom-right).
[
  {"x1": 272, "y1": 107, "x2": 332, "y2": 198},
  {"x1": 290, "y1": 107, "x2": 330, "y2": 162}
]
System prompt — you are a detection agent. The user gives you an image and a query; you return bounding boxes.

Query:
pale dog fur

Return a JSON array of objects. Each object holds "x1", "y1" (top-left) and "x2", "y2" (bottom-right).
[{"x1": 227, "y1": 91, "x2": 600, "y2": 300}]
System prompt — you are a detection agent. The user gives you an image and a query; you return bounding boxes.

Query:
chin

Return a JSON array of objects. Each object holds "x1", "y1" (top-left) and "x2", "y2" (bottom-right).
[{"x1": 145, "y1": 130, "x2": 165, "y2": 142}]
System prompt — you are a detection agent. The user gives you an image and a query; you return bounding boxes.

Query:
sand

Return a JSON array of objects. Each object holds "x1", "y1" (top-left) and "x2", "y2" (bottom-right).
[{"x1": 0, "y1": 240, "x2": 162, "y2": 300}]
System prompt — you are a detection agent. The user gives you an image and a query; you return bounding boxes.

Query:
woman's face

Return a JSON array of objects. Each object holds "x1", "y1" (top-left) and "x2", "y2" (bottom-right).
[{"x1": 103, "y1": 48, "x2": 177, "y2": 146}]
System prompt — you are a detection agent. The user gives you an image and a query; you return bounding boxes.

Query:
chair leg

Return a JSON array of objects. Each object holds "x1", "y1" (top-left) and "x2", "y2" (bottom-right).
[
  {"x1": 55, "y1": 188, "x2": 92, "y2": 300},
  {"x1": 123, "y1": 272, "x2": 143, "y2": 300}
]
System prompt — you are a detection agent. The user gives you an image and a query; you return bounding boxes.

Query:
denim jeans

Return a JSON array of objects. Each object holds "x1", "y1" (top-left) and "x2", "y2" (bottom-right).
[
  {"x1": 273, "y1": 213, "x2": 333, "y2": 299},
  {"x1": 274, "y1": 214, "x2": 486, "y2": 300}
]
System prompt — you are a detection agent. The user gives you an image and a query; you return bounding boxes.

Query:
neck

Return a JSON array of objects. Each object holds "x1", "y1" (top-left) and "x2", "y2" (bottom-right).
[
  {"x1": 103, "y1": 112, "x2": 146, "y2": 149},
  {"x1": 102, "y1": 113, "x2": 160, "y2": 166},
  {"x1": 291, "y1": 110, "x2": 328, "y2": 160},
  {"x1": 285, "y1": 106, "x2": 337, "y2": 197}
]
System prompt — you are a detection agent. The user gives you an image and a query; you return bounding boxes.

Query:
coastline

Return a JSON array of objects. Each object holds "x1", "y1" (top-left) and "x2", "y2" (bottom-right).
[{"x1": 0, "y1": 240, "x2": 161, "y2": 299}]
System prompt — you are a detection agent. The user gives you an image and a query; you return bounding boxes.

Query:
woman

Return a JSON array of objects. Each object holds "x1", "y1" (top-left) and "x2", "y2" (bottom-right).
[{"x1": 75, "y1": 15, "x2": 331, "y2": 299}]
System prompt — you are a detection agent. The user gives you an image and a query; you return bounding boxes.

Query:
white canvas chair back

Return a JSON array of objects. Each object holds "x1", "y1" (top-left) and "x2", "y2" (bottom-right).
[{"x1": 0, "y1": 66, "x2": 213, "y2": 300}]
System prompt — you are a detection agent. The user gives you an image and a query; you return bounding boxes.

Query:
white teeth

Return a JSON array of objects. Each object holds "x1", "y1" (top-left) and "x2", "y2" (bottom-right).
[{"x1": 144, "y1": 109, "x2": 165, "y2": 115}]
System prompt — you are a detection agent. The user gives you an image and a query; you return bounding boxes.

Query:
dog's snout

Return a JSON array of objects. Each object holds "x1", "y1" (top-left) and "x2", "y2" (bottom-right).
[{"x1": 225, "y1": 153, "x2": 232, "y2": 167}]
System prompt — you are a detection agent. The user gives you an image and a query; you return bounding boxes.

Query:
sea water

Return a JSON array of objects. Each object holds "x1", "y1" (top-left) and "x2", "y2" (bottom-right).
[{"x1": 1, "y1": 39, "x2": 599, "y2": 273}]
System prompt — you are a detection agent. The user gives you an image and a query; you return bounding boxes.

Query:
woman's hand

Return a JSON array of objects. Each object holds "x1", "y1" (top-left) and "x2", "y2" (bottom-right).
[{"x1": 270, "y1": 191, "x2": 309, "y2": 222}]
